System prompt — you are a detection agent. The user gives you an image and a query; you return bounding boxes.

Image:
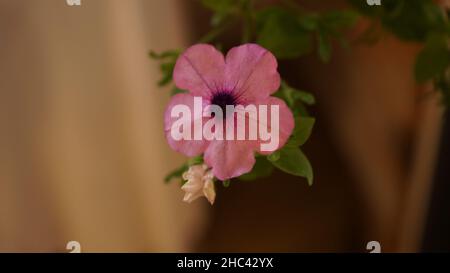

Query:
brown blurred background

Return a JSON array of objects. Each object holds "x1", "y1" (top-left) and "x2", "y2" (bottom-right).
[{"x1": 0, "y1": 0, "x2": 445, "y2": 252}]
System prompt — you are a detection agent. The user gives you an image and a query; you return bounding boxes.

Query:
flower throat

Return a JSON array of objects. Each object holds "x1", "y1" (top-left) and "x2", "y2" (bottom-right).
[{"x1": 210, "y1": 91, "x2": 237, "y2": 118}]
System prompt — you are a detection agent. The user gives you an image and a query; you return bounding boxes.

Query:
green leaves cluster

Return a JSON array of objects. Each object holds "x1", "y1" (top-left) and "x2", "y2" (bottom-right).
[
  {"x1": 149, "y1": 50, "x2": 186, "y2": 95},
  {"x1": 202, "y1": 0, "x2": 450, "y2": 94},
  {"x1": 201, "y1": 0, "x2": 358, "y2": 62},
  {"x1": 256, "y1": 7, "x2": 358, "y2": 62},
  {"x1": 240, "y1": 81, "x2": 315, "y2": 185},
  {"x1": 349, "y1": 0, "x2": 450, "y2": 106},
  {"x1": 255, "y1": 7, "x2": 313, "y2": 59},
  {"x1": 416, "y1": 32, "x2": 450, "y2": 83},
  {"x1": 349, "y1": 0, "x2": 446, "y2": 41}
]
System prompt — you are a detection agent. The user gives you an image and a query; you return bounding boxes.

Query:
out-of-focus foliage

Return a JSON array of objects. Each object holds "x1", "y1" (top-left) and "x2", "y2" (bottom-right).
[
  {"x1": 349, "y1": 0, "x2": 450, "y2": 105},
  {"x1": 349, "y1": 0, "x2": 446, "y2": 41}
]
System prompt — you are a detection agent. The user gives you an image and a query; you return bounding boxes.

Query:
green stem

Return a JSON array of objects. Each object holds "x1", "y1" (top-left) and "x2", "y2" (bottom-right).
[
  {"x1": 199, "y1": 18, "x2": 235, "y2": 43},
  {"x1": 241, "y1": 0, "x2": 255, "y2": 43}
]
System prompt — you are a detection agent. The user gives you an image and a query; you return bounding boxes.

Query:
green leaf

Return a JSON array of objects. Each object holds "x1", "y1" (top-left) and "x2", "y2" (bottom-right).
[
  {"x1": 415, "y1": 33, "x2": 450, "y2": 83},
  {"x1": 256, "y1": 7, "x2": 313, "y2": 59},
  {"x1": 270, "y1": 147, "x2": 313, "y2": 185},
  {"x1": 239, "y1": 157, "x2": 274, "y2": 181},
  {"x1": 171, "y1": 87, "x2": 187, "y2": 96},
  {"x1": 164, "y1": 163, "x2": 188, "y2": 184},
  {"x1": 295, "y1": 90, "x2": 316, "y2": 106},
  {"x1": 382, "y1": 1, "x2": 432, "y2": 41},
  {"x1": 222, "y1": 180, "x2": 231, "y2": 187},
  {"x1": 275, "y1": 81, "x2": 316, "y2": 108},
  {"x1": 267, "y1": 151, "x2": 281, "y2": 162},
  {"x1": 148, "y1": 49, "x2": 180, "y2": 60},
  {"x1": 158, "y1": 61, "x2": 176, "y2": 86},
  {"x1": 285, "y1": 116, "x2": 315, "y2": 148},
  {"x1": 313, "y1": 10, "x2": 358, "y2": 63},
  {"x1": 188, "y1": 155, "x2": 204, "y2": 166},
  {"x1": 149, "y1": 49, "x2": 180, "y2": 88}
]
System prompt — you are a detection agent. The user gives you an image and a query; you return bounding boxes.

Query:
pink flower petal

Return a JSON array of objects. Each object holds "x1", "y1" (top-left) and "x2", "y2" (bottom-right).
[
  {"x1": 253, "y1": 96, "x2": 295, "y2": 155},
  {"x1": 204, "y1": 140, "x2": 256, "y2": 180},
  {"x1": 173, "y1": 44, "x2": 225, "y2": 98},
  {"x1": 164, "y1": 93, "x2": 209, "y2": 156},
  {"x1": 225, "y1": 44, "x2": 280, "y2": 103}
]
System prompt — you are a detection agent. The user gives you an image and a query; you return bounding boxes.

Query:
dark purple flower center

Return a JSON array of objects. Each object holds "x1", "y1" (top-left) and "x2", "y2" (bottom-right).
[{"x1": 210, "y1": 91, "x2": 237, "y2": 118}]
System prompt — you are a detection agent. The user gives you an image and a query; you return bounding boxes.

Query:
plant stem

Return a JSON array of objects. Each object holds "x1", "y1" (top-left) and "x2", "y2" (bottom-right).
[
  {"x1": 241, "y1": 0, "x2": 255, "y2": 43},
  {"x1": 199, "y1": 19, "x2": 235, "y2": 43}
]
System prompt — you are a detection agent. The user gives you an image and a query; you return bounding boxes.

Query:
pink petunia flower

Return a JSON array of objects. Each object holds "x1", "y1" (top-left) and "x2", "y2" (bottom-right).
[{"x1": 164, "y1": 44, "x2": 294, "y2": 180}]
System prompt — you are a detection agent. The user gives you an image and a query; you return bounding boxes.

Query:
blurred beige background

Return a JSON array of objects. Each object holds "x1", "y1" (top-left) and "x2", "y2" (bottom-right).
[
  {"x1": 0, "y1": 0, "x2": 444, "y2": 252},
  {"x1": 0, "y1": 0, "x2": 210, "y2": 252}
]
